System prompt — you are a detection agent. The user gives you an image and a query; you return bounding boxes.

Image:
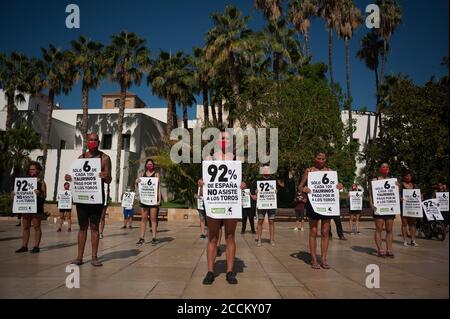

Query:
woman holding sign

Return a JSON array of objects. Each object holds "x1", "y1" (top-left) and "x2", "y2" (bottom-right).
[
  {"x1": 369, "y1": 163, "x2": 398, "y2": 258},
  {"x1": 348, "y1": 183, "x2": 362, "y2": 234},
  {"x1": 298, "y1": 151, "x2": 344, "y2": 269},
  {"x1": 57, "y1": 182, "x2": 72, "y2": 232},
  {"x1": 15, "y1": 162, "x2": 46, "y2": 254},
  {"x1": 136, "y1": 159, "x2": 161, "y2": 246},
  {"x1": 200, "y1": 129, "x2": 245, "y2": 285},
  {"x1": 400, "y1": 171, "x2": 419, "y2": 247}
]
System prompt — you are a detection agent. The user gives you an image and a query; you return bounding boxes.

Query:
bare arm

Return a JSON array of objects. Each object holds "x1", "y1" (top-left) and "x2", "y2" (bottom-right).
[
  {"x1": 101, "y1": 154, "x2": 112, "y2": 184},
  {"x1": 298, "y1": 168, "x2": 310, "y2": 193}
]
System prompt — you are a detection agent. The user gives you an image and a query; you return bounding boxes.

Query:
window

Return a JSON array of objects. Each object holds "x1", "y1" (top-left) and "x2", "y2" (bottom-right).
[
  {"x1": 103, "y1": 134, "x2": 112, "y2": 149},
  {"x1": 114, "y1": 99, "x2": 120, "y2": 108},
  {"x1": 60, "y1": 140, "x2": 66, "y2": 150},
  {"x1": 122, "y1": 134, "x2": 131, "y2": 151}
]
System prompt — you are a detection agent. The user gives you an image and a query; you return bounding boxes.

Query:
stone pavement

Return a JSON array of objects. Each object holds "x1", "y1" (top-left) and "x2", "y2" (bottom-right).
[{"x1": 0, "y1": 218, "x2": 448, "y2": 299}]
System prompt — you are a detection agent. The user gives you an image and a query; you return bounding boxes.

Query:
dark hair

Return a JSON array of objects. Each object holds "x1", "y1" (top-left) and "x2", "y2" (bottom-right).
[
  {"x1": 144, "y1": 158, "x2": 155, "y2": 173},
  {"x1": 314, "y1": 149, "x2": 326, "y2": 157},
  {"x1": 402, "y1": 170, "x2": 412, "y2": 177},
  {"x1": 64, "y1": 182, "x2": 70, "y2": 187}
]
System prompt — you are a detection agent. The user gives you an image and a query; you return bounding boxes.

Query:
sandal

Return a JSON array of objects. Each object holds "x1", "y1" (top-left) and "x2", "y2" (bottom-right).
[
  {"x1": 311, "y1": 263, "x2": 320, "y2": 269},
  {"x1": 320, "y1": 263, "x2": 330, "y2": 269},
  {"x1": 386, "y1": 251, "x2": 395, "y2": 258},
  {"x1": 91, "y1": 258, "x2": 103, "y2": 267},
  {"x1": 377, "y1": 250, "x2": 385, "y2": 258},
  {"x1": 70, "y1": 259, "x2": 83, "y2": 266}
]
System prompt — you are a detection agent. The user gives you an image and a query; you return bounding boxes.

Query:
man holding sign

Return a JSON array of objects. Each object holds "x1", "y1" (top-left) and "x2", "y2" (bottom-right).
[
  {"x1": 298, "y1": 150, "x2": 344, "y2": 270},
  {"x1": 65, "y1": 133, "x2": 111, "y2": 267},
  {"x1": 369, "y1": 163, "x2": 399, "y2": 259},
  {"x1": 255, "y1": 164, "x2": 277, "y2": 247},
  {"x1": 14, "y1": 162, "x2": 46, "y2": 254}
]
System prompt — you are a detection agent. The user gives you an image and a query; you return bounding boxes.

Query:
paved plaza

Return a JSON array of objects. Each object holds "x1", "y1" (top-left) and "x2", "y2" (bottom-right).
[{"x1": 0, "y1": 218, "x2": 448, "y2": 299}]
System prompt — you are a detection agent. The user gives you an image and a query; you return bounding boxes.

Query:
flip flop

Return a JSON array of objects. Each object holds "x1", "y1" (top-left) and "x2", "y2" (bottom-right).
[
  {"x1": 320, "y1": 263, "x2": 330, "y2": 269},
  {"x1": 90, "y1": 259, "x2": 103, "y2": 267},
  {"x1": 311, "y1": 263, "x2": 320, "y2": 269},
  {"x1": 70, "y1": 259, "x2": 83, "y2": 266}
]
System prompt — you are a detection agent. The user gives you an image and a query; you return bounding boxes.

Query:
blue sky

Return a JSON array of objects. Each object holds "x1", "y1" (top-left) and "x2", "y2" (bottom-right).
[{"x1": 0, "y1": 0, "x2": 448, "y2": 119}]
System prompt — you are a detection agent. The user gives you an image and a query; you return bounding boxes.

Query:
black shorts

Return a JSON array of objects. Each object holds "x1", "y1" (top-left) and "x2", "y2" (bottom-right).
[
  {"x1": 349, "y1": 210, "x2": 362, "y2": 215},
  {"x1": 76, "y1": 204, "x2": 103, "y2": 227},
  {"x1": 306, "y1": 201, "x2": 331, "y2": 221},
  {"x1": 140, "y1": 204, "x2": 159, "y2": 209},
  {"x1": 373, "y1": 212, "x2": 396, "y2": 220},
  {"x1": 295, "y1": 209, "x2": 305, "y2": 220},
  {"x1": 59, "y1": 209, "x2": 71, "y2": 214}
]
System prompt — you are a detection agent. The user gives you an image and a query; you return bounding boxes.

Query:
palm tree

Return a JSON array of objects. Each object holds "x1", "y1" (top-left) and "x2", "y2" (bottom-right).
[
  {"x1": 148, "y1": 51, "x2": 195, "y2": 132},
  {"x1": 105, "y1": 31, "x2": 150, "y2": 201},
  {"x1": 38, "y1": 45, "x2": 77, "y2": 175},
  {"x1": 70, "y1": 36, "x2": 106, "y2": 150},
  {"x1": 193, "y1": 47, "x2": 214, "y2": 126},
  {"x1": 356, "y1": 30, "x2": 387, "y2": 139},
  {"x1": 318, "y1": 0, "x2": 338, "y2": 84},
  {"x1": 335, "y1": 0, "x2": 362, "y2": 143},
  {"x1": 263, "y1": 18, "x2": 301, "y2": 80},
  {"x1": 288, "y1": 0, "x2": 319, "y2": 57},
  {"x1": 0, "y1": 52, "x2": 31, "y2": 130},
  {"x1": 254, "y1": 0, "x2": 282, "y2": 22},
  {"x1": 205, "y1": 5, "x2": 253, "y2": 126},
  {"x1": 376, "y1": 0, "x2": 402, "y2": 83}
]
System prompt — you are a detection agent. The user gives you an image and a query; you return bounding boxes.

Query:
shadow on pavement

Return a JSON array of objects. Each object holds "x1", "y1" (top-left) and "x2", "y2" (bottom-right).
[
  {"x1": 154, "y1": 237, "x2": 174, "y2": 244},
  {"x1": 0, "y1": 236, "x2": 23, "y2": 242},
  {"x1": 351, "y1": 246, "x2": 377, "y2": 256},
  {"x1": 101, "y1": 249, "x2": 142, "y2": 261},
  {"x1": 43, "y1": 242, "x2": 78, "y2": 251},
  {"x1": 213, "y1": 257, "x2": 246, "y2": 276},
  {"x1": 290, "y1": 251, "x2": 313, "y2": 265}
]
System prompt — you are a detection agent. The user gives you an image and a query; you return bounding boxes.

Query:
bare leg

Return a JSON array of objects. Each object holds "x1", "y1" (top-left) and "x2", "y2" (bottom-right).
[
  {"x1": 320, "y1": 220, "x2": 331, "y2": 265},
  {"x1": 59, "y1": 213, "x2": 64, "y2": 230},
  {"x1": 224, "y1": 219, "x2": 238, "y2": 273},
  {"x1": 100, "y1": 207, "x2": 107, "y2": 235},
  {"x1": 76, "y1": 225, "x2": 88, "y2": 260},
  {"x1": 408, "y1": 218, "x2": 416, "y2": 242},
  {"x1": 309, "y1": 220, "x2": 319, "y2": 266},
  {"x1": 140, "y1": 208, "x2": 149, "y2": 239},
  {"x1": 401, "y1": 216, "x2": 408, "y2": 241},
  {"x1": 31, "y1": 216, "x2": 42, "y2": 248},
  {"x1": 200, "y1": 217, "x2": 206, "y2": 235},
  {"x1": 90, "y1": 221, "x2": 100, "y2": 259},
  {"x1": 269, "y1": 219, "x2": 275, "y2": 242},
  {"x1": 150, "y1": 207, "x2": 157, "y2": 240},
  {"x1": 206, "y1": 218, "x2": 221, "y2": 272},
  {"x1": 21, "y1": 215, "x2": 31, "y2": 248},
  {"x1": 374, "y1": 219, "x2": 385, "y2": 252},
  {"x1": 257, "y1": 219, "x2": 264, "y2": 242},
  {"x1": 356, "y1": 214, "x2": 360, "y2": 233},
  {"x1": 385, "y1": 219, "x2": 394, "y2": 252},
  {"x1": 67, "y1": 213, "x2": 72, "y2": 230}
]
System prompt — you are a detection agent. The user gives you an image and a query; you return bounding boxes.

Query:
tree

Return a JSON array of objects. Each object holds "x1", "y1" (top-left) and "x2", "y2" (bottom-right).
[
  {"x1": 0, "y1": 124, "x2": 42, "y2": 182},
  {"x1": 70, "y1": 36, "x2": 106, "y2": 150},
  {"x1": 0, "y1": 52, "x2": 31, "y2": 130},
  {"x1": 206, "y1": 5, "x2": 253, "y2": 127},
  {"x1": 193, "y1": 47, "x2": 214, "y2": 126},
  {"x1": 356, "y1": 30, "x2": 387, "y2": 140},
  {"x1": 335, "y1": 0, "x2": 362, "y2": 143},
  {"x1": 106, "y1": 31, "x2": 151, "y2": 201},
  {"x1": 37, "y1": 45, "x2": 76, "y2": 176},
  {"x1": 254, "y1": 0, "x2": 282, "y2": 22},
  {"x1": 148, "y1": 51, "x2": 195, "y2": 132},
  {"x1": 360, "y1": 72, "x2": 449, "y2": 196},
  {"x1": 288, "y1": 0, "x2": 319, "y2": 57},
  {"x1": 318, "y1": 0, "x2": 339, "y2": 84}
]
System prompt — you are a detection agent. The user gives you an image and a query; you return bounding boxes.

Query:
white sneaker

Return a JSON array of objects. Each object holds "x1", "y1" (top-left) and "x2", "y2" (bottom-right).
[
  {"x1": 294, "y1": 227, "x2": 299, "y2": 231},
  {"x1": 410, "y1": 241, "x2": 419, "y2": 247},
  {"x1": 257, "y1": 240, "x2": 262, "y2": 247},
  {"x1": 270, "y1": 241, "x2": 275, "y2": 247},
  {"x1": 403, "y1": 240, "x2": 408, "y2": 247},
  {"x1": 300, "y1": 227, "x2": 304, "y2": 231}
]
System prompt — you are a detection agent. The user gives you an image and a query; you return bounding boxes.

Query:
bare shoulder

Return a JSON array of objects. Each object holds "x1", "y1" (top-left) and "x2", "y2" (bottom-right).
[{"x1": 102, "y1": 153, "x2": 111, "y2": 161}]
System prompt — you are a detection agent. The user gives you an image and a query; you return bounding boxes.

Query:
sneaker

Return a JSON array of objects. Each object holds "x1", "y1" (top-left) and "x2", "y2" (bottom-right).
[
  {"x1": 120, "y1": 226, "x2": 127, "y2": 229},
  {"x1": 200, "y1": 234, "x2": 207, "y2": 239},
  {"x1": 339, "y1": 236, "x2": 347, "y2": 241},
  {"x1": 30, "y1": 247, "x2": 40, "y2": 254},
  {"x1": 68, "y1": 228, "x2": 71, "y2": 232},
  {"x1": 128, "y1": 225, "x2": 133, "y2": 229},
  {"x1": 403, "y1": 240, "x2": 409, "y2": 247},
  {"x1": 136, "y1": 238, "x2": 145, "y2": 246},
  {"x1": 270, "y1": 240, "x2": 275, "y2": 246},
  {"x1": 226, "y1": 271, "x2": 238, "y2": 284},
  {"x1": 257, "y1": 240, "x2": 262, "y2": 247},
  {"x1": 99, "y1": 233, "x2": 104, "y2": 239},
  {"x1": 410, "y1": 241, "x2": 419, "y2": 247},
  {"x1": 57, "y1": 228, "x2": 62, "y2": 232},
  {"x1": 216, "y1": 247, "x2": 222, "y2": 257},
  {"x1": 300, "y1": 227, "x2": 304, "y2": 231},
  {"x1": 15, "y1": 246, "x2": 28, "y2": 253},
  {"x1": 294, "y1": 227, "x2": 299, "y2": 231},
  {"x1": 151, "y1": 238, "x2": 159, "y2": 245},
  {"x1": 202, "y1": 271, "x2": 215, "y2": 285}
]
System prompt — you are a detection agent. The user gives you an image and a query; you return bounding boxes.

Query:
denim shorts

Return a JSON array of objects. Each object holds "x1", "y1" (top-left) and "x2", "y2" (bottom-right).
[{"x1": 258, "y1": 209, "x2": 276, "y2": 220}]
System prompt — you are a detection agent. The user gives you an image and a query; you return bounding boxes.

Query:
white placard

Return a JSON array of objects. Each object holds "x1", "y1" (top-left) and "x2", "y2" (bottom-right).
[
  {"x1": 422, "y1": 199, "x2": 444, "y2": 221},
  {"x1": 349, "y1": 191, "x2": 363, "y2": 211},
  {"x1": 202, "y1": 160, "x2": 242, "y2": 219},
  {"x1": 307, "y1": 171, "x2": 340, "y2": 216},
  {"x1": 242, "y1": 189, "x2": 251, "y2": 208},
  {"x1": 257, "y1": 180, "x2": 277, "y2": 210},
  {"x1": 197, "y1": 187, "x2": 204, "y2": 210},
  {"x1": 139, "y1": 177, "x2": 159, "y2": 206},
  {"x1": 121, "y1": 192, "x2": 135, "y2": 209},
  {"x1": 402, "y1": 189, "x2": 422, "y2": 218},
  {"x1": 436, "y1": 192, "x2": 449, "y2": 211},
  {"x1": 57, "y1": 191, "x2": 72, "y2": 210},
  {"x1": 70, "y1": 158, "x2": 102, "y2": 204},
  {"x1": 371, "y1": 178, "x2": 400, "y2": 216},
  {"x1": 13, "y1": 178, "x2": 37, "y2": 214}
]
